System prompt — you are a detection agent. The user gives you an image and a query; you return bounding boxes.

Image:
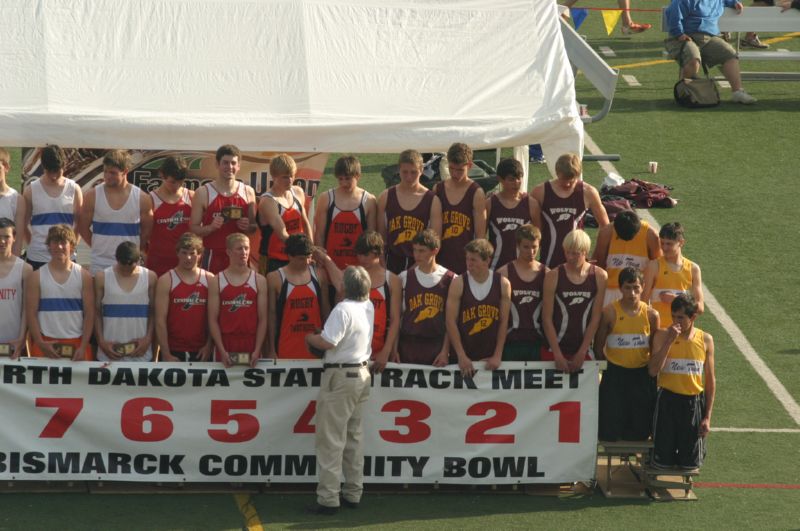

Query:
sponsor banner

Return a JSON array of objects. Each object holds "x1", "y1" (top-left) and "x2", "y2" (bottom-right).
[{"x1": 0, "y1": 360, "x2": 599, "y2": 484}]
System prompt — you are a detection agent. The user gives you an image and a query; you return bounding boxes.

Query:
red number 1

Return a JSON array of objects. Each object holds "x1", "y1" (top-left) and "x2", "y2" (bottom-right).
[{"x1": 549, "y1": 401, "x2": 581, "y2": 443}]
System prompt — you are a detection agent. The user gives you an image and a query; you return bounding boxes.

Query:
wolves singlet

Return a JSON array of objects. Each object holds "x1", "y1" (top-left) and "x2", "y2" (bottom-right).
[
  {"x1": 506, "y1": 262, "x2": 545, "y2": 343},
  {"x1": 384, "y1": 187, "x2": 434, "y2": 274},
  {"x1": 167, "y1": 269, "x2": 209, "y2": 352},
  {"x1": 275, "y1": 267, "x2": 322, "y2": 359},
  {"x1": 324, "y1": 189, "x2": 368, "y2": 269},
  {"x1": 260, "y1": 189, "x2": 304, "y2": 262},
  {"x1": 540, "y1": 181, "x2": 586, "y2": 268},
  {"x1": 218, "y1": 270, "x2": 258, "y2": 355},
  {"x1": 436, "y1": 181, "x2": 479, "y2": 274},
  {"x1": 488, "y1": 193, "x2": 531, "y2": 269},
  {"x1": 457, "y1": 272, "x2": 502, "y2": 361},
  {"x1": 202, "y1": 182, "x2": 250, "y2": 273},
  {"x1": 147, "y1": 189, "x2": 192, "y2": 277},
  {"x1": 551, "y1": 264, "x2": 597, "y2": 359}
]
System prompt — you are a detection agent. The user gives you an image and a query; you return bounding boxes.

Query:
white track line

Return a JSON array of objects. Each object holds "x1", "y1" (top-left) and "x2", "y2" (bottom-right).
[
  {"x1": 622, "y1": 75, "x2": 641, "y2": 87},
  {"x1": 713, "y1": 428, "x2": 800, "y2": 433},
  {"x1": 583, "y1": 133, "x2": 800, "y2": 426},
  {"x1": 599, "y1": 46, "x2": 616, "y2": 57}
]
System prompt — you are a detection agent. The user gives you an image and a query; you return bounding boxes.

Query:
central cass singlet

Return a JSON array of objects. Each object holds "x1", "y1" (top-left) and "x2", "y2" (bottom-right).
[
  {"x1": 147, "y1": 189, "x2": 192, "y2": 277},
  {"x1": 91, "y1": 183, "x2": 141, "y2": 274},
  {"x1": 651, "y1": 256, "x2": 694, "y2": 327},
  {"x1": 506, "y1": 262, "x2": 545, "y2": 344},
  {"x1": 384, "y1": 187, "x2": 434, "y2": 274},
  {"x1": 167, "y1": 269, "x2": 209, "y2": 352},
  {"x1": 28, "y1": 179, "x2": 79, "y2": 263},
  {"x1": 324, "y1": 189, "x2": 368, "y2": 269},
  {"x1": 98, "y1": 266, "x2": 152, "y2": 362},
  {"x1": 457, "y1": 272, "x2": 502, "y2": 361},
  {"x1": 399, "y1": 266, "x2": 454, "y2": 364},
  {"x1": 202, "y1": 181, "x2": 250, "y2": 273},
  {"x1": 260, "y1": 189, "x2": 304, "y2": 262},
  {"x1": 275, "y1": 267, "x2": 322, "y2": 359},
  {"x1": 540, "y1": 181, "x2": 586, "y2": 268},
  {"x1": 488, "y1": 193, "x2": 532, "y2": 269},
  {"x1": 606, "y1": 220, "x2": 651, "y2": 289},
  {"x1": 658, "y1": 328, "x2": 706, "y2": 396},
  {"x1": 605, "y1": 300, "x2": 650, "y2": 368},
  {"x1": 0, "y1": 258, "x2": 25, "y2": 342},
  {"x1": 550, "y1": 264, "x2": 597, "y2": 360},
  {"x1": 436, "y1": 181, "x2": 479, "y2": 274},
  {"x1": 218, "y1": 271, "x2": 259, "y2": 355}
]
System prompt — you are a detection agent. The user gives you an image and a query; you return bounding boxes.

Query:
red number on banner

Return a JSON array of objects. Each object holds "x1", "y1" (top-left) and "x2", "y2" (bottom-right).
[
  {"x1": 208, "y1": 400, "x2": 260, "y2": 443},
  {"x1": 121, "y1": 397, "x2": 174, "y2": 442},
  {"x1": 465, "y1": 401, "x2": 516, "y2": 444},
  {"x1": 379, "y1": 400, "x2": 431, "y2": 443},
  {"x1": 549, "y1": 401, "x2": 581, "y2": 443},
  {"x1": 35, "y1": 397, "x2": 84, "y2": 438},
  {"x1": 293, "y1": 401, "x2": 316, "y2": 434}
]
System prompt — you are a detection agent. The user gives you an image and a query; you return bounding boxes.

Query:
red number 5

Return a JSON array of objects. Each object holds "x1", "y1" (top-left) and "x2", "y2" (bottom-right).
[{"x1": 208, "y1": 400, "x2": 259, "y2": 443}]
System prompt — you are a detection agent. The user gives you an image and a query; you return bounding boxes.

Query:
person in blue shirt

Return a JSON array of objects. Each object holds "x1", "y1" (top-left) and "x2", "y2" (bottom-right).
[{"x1": 664, "y1": 0, "x2": 757, "y2": 104}]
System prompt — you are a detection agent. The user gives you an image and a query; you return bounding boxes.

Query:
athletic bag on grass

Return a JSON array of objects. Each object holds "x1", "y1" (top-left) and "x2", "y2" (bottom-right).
[
  {"x1": 601, "y1": 179, "x2": 676, "y2": 209},
  {"x1": 673, "y1": 42, "x2": 720, "y2": 108}
]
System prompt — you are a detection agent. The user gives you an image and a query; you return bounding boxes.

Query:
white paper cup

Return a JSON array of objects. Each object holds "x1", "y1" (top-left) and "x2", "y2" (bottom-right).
[{"x1": 648, "y1": 161, "x2": 658, "y2": 173}]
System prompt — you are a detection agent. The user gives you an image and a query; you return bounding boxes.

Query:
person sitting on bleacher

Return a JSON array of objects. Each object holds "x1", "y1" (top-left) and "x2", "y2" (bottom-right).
[
  {"x1": 664, "y1": 0, "x2": 757, "y2": 104},
  {"x1": 648, "y1": 293, "x2": 716, "y2": 470}
]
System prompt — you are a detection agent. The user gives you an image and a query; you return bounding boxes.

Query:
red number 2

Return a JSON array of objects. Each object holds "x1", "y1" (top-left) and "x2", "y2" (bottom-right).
[
  {"x1": 465, "y1": 401, "x2": 516, "y2": 444},
  {"x1": 35, "y1": 398, "x2": 84, "y2": 438}
]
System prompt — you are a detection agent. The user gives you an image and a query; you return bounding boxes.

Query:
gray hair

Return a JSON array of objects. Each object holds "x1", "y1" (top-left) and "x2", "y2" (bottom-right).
[{"x1": 343, "y1": 266, "x2": 371, "y2": 301}]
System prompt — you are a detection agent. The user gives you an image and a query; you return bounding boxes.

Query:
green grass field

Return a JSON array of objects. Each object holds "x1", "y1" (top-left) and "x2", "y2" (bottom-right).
[{"x1": 1, "y1": 3, "x2": 799, "y2": 529}]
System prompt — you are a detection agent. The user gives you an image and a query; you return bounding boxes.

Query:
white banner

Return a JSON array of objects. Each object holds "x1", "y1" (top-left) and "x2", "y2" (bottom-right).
[{"x1": 0, "y1": 360, "x2": 599, "y2": 484}]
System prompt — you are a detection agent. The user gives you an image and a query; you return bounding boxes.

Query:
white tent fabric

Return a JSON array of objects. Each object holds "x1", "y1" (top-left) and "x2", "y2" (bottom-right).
[{"x1": 0, "y1": 0, "x2": 582, "y2": 157}]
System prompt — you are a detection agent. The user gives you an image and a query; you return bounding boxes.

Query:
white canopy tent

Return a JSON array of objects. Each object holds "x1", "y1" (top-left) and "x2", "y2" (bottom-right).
[{"x1": 0, "y1": 0, "x2": 583, "y2": 179}]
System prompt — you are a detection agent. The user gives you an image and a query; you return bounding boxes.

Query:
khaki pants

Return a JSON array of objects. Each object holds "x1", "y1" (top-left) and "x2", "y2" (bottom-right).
[{"x1": 315, "y1": 365, "x2": 371, "y2": 507}]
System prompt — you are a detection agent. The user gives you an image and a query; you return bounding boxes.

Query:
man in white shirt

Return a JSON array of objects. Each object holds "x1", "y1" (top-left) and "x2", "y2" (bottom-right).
[{"x1": 305, "y1": 265, "x2": 374, "y2": 515}]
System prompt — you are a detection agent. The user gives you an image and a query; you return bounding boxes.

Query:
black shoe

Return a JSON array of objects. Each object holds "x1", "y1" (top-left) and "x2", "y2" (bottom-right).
[
  {"x1": 341, "y1": 497, "x2": 359, "y2": 509},
  {"x1": 306, "y1": 504, "x2": 339, "y2": 516}
]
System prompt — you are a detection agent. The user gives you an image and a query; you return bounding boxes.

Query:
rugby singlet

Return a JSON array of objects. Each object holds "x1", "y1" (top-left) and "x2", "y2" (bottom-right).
[
  {"x1": 147, "y1": 189, "x2": 192, "y2": 277},
  {"x1": 260, "y1": 189, "x2": 304, "y2": 262},
  {"x1": 436, "y1": 181, "x2": 479, "y2": 274},
  {"x1": 28, "y1": 178, "x2": 79, "y2": 263},
  {"x1": 91, "y1": 183, "x2": 141, "y2": 275},
  {"x1": 275, "y1": 267, "x2": 322, "y2": 359},
  {"x1": 369, "y1": 271, "x2": 391, "y2": 356},
  {"x1": 384, "y1": 187, "x2": 434, "y2": 274},
  {"x1": 97, "y1": 266, "x2": 152, "y2": 362},
  {"x1": 457, "y1": 272, "x2": 502, "y2": 361},
  {"x1": 605, "y1": 300, "x2": 650, "y2": 368},
  {"x1": 551, "y1": 264, "x2": 597, "y2": 359},
  {"x1": 0, "y1": 258, "x2": 24, "y2": 342},
  {"x1": 218, "y1": 271, "x2": 258, "y2": 355},
  {"x1": 540, "y1": 181, "x2": 586, "y2": 268},
  {"x1": 651, "y1": 256, "x2": 694, "y2": 327},
  {"x1": 202, "y1": 181, "x2": 250, "y2": 273},
  {"x1": 606, "y1": 220, "x2": 650, "y2": 289},
  {"x1": 506, "y1": 262, "x2": 545, "y2": 343},
  {"x1": 37, "y1": 263, "x2": 85, "y2": 340},
  {"x1": 324, "y1": 189, "x2": 368, "y2": 269},
  {"x1": 488, "y1": 193, "x2": 531, "y2": 269},
  {"x1": 658, "y1": 328, "x2": 706, "y2": 396},
  {"x1": 167, "y1": 269, "x2": 209, "y2": 352},
  {"x1": 0, "y1": 188, "x2": 18, "y2": 223},
  {"x1": 399, "y1": 266, "x2": 454, "y2": 364}
]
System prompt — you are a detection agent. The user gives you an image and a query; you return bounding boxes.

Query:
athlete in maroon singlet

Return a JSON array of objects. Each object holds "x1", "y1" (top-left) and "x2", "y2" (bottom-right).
[
  {"x1": 486, "y1": 158, "x2": 538, "y2": 269},
  {"x1": 147, "y1": 156, "x2": 193, "y2": 277}
]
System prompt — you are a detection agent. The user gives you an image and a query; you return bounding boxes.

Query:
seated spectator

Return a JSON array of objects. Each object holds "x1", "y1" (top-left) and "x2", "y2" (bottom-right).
[
  {"x1": 664, "y1": 0, "x2": 757, "y2": 104},
  {"x1": 445, "y1": 239, "x2": 511, "y2": 376},
  {"x1": 0, "y1": 218, "x2": 32, "y2": 358},
  {"x1": 497, "y1": 225, "x2": 548, "y2": 361},
  {"x1": 594, "y1": 267, "x2": 660, "y2": 442},
  {"x1": 649, "y1": 293, "x2": 715, "y2": 470},
  {"x1": 94, "y1": 242, "x2": 157, "y2": 362},
  {"x1": 542, "y1": 229, "x2": 607, "y2": 373},
  {"x1": 154, "y1": 232, "x2": 213, "y2": 362},
  {"x1": 26, "y1": 225, "x2": 94, "y2": 361},
  {"x1": 593, "y1": 210, "x2": 660, "y2": 307}
]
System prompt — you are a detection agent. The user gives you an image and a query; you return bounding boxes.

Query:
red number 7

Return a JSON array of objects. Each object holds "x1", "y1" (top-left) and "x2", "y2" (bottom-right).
[{"x1": 36, "y1": 398, "x2": 84, "y2": 438}]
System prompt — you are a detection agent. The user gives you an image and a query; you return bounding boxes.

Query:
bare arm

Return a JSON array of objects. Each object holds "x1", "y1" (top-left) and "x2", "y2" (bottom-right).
[
  {"x1": 258, "y1": 196, "x2": 290, "y2": 243},
  {"x1": 134, "y1": 270, "x2": 157, "y2": 358},
  {"x1": 190, "y1": 186, "x2": 222, "y2": 237},
  {"x1": 365, "y1": 193, "x2": 378, "y2": 233},
  {"x1": 93, "y1": 271, "x2": 118, "y2": 360},
  {"x1": 266, "y1": 271, "x2": 280, "y2": 358},
  {"x1": 235, "y1": 186, "x2": 258, "y2": 235},
  {"x1": 571, "y1": 268, "x2": 607, "y2": 371},
  {"x1": 586, "y1": 185, "x2": 609, "y2": 228},
  {"x1": 649, "y1": 325, "x2": 679, "y2": 377},
  {"x1": 592, "y1": 224, "x2": 613, "y2": 268},
  {"x1": 445, "y1": 276, "x2": 475, "y2": 377},
  {"x1": 79, "y1": 188, "x2": 95, "y2": 246},
  {"x1": 72, "y1": 185, "x2": 84, "y2": 244},
  {"x1": 472, "y1": 187, "x2": 487, "y2": 239},
  {"x1": 312, "y1": 190, "x2": 330, "y2": 247},
  {"x1": 376, "y1": 190, "x2": 389, "y2": 244},
  {"x1": 700, "y1": 333, "x2": 715, "y2": 436},
  {"x1": 374, "y1": 273, "x2": 402, "y2": 371},
  {"x1": 154, "y1": 273, "x2": 177, "y2": 361},
  {"x1": 139, "y1": 190, "x2": 154, "y2": 253},
  {"x1": 485, "y1": 276, "x2": 511, "y2": 371},
  {"x1": 642, "y1": 259, "x2": 658, "y2": 305},
  {"x1": 429, "y1": 195, "x2": 443, "y2": 237},
  {"x1": 10, "y1": 263, "x2": 32, "y2": 359},
  {"x1": 530, "y1": 185, "x2": 544, "y2": 230},
  {"x1": 294, "y1": 186, "x2": 313, "y2": 239},
  {"x1": 691, "y1": 263, "x2": 704, "y2": 316},
  {"x1": 646, "y1": 226, "x2": 662, "y2": 260},
  {"x1": 207, "y1": 276, "x2": 227, "y2": 364},
  {"x1": 593, "y1": 304, "x2": 616, "y2": 361},
  {"x1": 251, "y1": 274, "x2": 268, "y2": 367},
  {"x1": 22, "y1": 186, "x2": 33, "y2": 252},
  {"x1": 12, "y1": 194, "x2": 26, "y2": 255}
]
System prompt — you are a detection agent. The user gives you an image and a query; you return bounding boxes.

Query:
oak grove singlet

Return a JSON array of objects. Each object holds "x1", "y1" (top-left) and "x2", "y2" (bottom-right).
[
  {"x1": 97, "y1": 266, "x2": 152, "y2": 362},
  {"x1": 260, "y1": 189, "x2": 304, "y2": 262},
  {"x1": 457, "y1": 272, "x2": 502, "y2": 361},
  {"x1": 436, "y1": 181, "x2": 479, "y2": 274},
  {"x1": 605, "y1": 300, "x2": 651, "y2": 368},
  {"x1": 38, "y1": 263, "x2": 85, "y2": 339},
  {"x1": 218, "y1": 270, "x2": 259, "y2": 354},
  {"x1": 606, "y1": 220, "x2": 651, "y2": 289},
  {"x1": 540, "y1": 181, "x2": 586, "y2": 268},
  {"x1": 324, "y1": 189, "x2": 368, "y2": 269},
  {"x1": 167, "y1": 268, "x2": 209, "y2": 352},
  {"x1": 369, "y1": 270, "x2": 391, "y2": 356},
  {"x1": 384, "y1": 186, "x2": 434, "y2": 274},
  {"x1": 658, "y1": 328, "x2": 706, "y2": 396},
  {"x1": 0, "y1": 258, "x2": 24, "y2": 342},
  {"x1": 275, "y1": 267, "x2": 322, "y2": 359},
  {"x1": 147, "y1": 189, "x2": 192, "y2": 277},
  {"x1": 91, "y1": 183, "x2": 141, "y2": 275},
  {"x1": 551, "y1": 264, "x2": 597, "y2": 359},
  {"x1": 202, "y1": 180, "x2": 250, "y2": 252},
  {"x1": 28, "y1": 178, "x2": 79, "y2": 263},
  {"x1": 651, "y1": 256, "x2": 694, "y2": 327},
  {"x1": 506, "y1": 262, "x2": 545, "y2": 343},
  {"x1": 488, "y1": 193, "x2": 532, "y2": 269},
  {"x1": 398, "y1": 266, "x2": 454, "y2": 364}
]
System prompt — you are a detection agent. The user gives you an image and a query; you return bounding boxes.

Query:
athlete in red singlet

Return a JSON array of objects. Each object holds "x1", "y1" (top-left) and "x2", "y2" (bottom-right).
[
  {"x1": 147, "y1": 156, "x2": 193, "y2": 277},
  {"x1": 189, "y1": 145, "x2": 257, "y2": 274},
  {"x1": 267, "y1": 234, "x2": 328, "y2": 359},
  {"x1": 154, "y1": 232, "x2": 213, "y2": 362},
  {"x1": 208, "y1": 233, "x2": 266, "y2": 367}
]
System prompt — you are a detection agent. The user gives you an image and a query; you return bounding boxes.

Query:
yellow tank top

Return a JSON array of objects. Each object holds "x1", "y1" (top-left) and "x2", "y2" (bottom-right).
[
  {"x1": 658, "y1": 328, "x2": 705, "y2": 396},
  {"x1": 605, "y1": 300, "x2": 650, "y2": 368},
  {"x1": 607, "y1": 221, "x2": 650, "y2": 289},
  {"x1": 651, "y1": 255, "x2": 694, "y2": 326}
]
